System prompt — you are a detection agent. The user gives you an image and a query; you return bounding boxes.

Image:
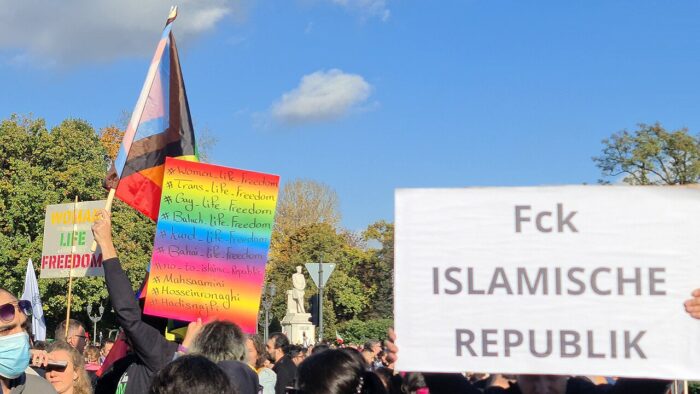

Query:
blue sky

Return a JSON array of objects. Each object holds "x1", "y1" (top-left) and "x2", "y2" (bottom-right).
[{"x1": 2, "y1": 1, "x2": 700, "y2": 231}]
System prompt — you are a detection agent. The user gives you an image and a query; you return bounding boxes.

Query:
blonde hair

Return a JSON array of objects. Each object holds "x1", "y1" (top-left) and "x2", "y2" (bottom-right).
[
  {"x1": 47, "y1": 341, "x2": 93, "y2": 394},
  {"x1": 84, "y1": 345, "x2": 100, "y2": 364}
]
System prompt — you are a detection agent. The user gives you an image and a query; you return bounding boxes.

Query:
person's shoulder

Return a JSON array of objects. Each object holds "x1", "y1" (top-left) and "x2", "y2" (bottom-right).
[{"x1": 23, "y1": 373, "x2": 58, "y2": 393}]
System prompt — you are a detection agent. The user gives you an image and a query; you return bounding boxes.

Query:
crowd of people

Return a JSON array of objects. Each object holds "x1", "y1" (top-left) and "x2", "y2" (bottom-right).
[{"x1": 0, "y1": 209, "x2": 699, "y2": 394}]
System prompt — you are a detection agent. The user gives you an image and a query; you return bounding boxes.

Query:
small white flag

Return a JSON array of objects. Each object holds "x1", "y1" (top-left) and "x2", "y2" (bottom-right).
[{"x1": 21, "y1": 259, "x2": 46, "y2": 341}]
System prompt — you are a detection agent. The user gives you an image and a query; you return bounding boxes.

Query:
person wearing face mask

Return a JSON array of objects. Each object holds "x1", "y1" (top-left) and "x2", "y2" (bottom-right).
[{"x1": 0, "y1": 287, "x2": 56, "y2": 394}]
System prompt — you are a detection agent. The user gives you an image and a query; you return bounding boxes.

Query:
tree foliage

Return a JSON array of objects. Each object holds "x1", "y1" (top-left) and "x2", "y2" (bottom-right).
[
  {"x1": 594, "y1": 123, "x2": 700, "y2": 185},
  {"x1": 360, "y1": 221, "x2": 394, "y2": 319},
  {"x1": 1, "y1": 114, "x2": 393, "y2": 341},
  {"x1": 272, "y1": 179, "x2": 341, "y2": 251},
  {"x1": 0, "y1": 115, "x2": 154, "y2": 335},
  {"x1": 336, "y1": 318, "x2": 393, "y2": 344}
]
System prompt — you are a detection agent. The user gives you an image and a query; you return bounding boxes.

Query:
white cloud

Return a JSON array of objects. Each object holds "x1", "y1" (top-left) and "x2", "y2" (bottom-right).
[
  {"x1": 272, "y1": 69, "x2": 372, "y2": 124},
  {"x1": 0, "y1": 0, "x2": 246, "y2": 66},
  {"x1": 331, "y1": 0, "x2": 390, "y2": 21}
]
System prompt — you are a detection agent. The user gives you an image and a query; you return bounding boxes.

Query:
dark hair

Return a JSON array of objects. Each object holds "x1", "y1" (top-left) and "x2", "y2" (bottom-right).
[
  {"x1": 247, "y1": 334, "x2": 270, "y2": 369},
  {"x1": 288, "y1": 344, "x2": 303, "y2": 358},
  {"x1": 149, "y1": 355, "x2": 236, "y2": 394},
  {"x1": 269, "y1": 332, "x2": 289, "y2": 354},
  {"x1": 342, "y1": 347, "x2": 369, "y2": 369},
  {"x1": 33, "y1": 341, "x2": 47, "y2": 351},
  {"x1": 298, "y1": 349, "x2": 387, "y2": 394},
  {"x1": 374, "y1": 367, "x2": 394, "y2": 392},
  {"x1": 363, "y1": 340, "x2": 381, "y2": 352},
  {"x1": 311, "y1": 343, "x2": 330, "y2": 355},
  {"x1": 190, "y1": 320, "x2": 246, "y2": 363}
]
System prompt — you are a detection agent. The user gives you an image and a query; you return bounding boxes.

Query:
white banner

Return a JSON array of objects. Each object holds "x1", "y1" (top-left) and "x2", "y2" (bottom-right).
[
  {"x1": 40, "y1": 200, "x2": 105, "y2": 278},
  {"x1": 395, "y1": 186, "x2": 700, "y2": 379}
]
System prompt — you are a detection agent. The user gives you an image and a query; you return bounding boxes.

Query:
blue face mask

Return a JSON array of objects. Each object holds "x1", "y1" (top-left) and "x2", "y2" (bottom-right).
[{"x1": 0, "y1": 332, "x2": 30, "y2": 379}]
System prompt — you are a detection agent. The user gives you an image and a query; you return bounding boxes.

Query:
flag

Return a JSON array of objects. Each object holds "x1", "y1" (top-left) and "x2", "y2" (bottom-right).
[
  {"x1": 108, "y1": 7, "x2": 198, "y2": 220},
  {"x1": 335, "y1": 330, "x2": 344, "y2": 345},
  {"x1": 21, "y1": 259, "x2": 46, "y2": 341}
]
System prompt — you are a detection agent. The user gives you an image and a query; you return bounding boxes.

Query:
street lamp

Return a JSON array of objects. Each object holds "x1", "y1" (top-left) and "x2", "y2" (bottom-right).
[
  {"x1": 87, "y1": 304, "x2": 104, "y2": 346},
  {"x1": 261, "y1": 283, "x2": 276, "y2": 343}
]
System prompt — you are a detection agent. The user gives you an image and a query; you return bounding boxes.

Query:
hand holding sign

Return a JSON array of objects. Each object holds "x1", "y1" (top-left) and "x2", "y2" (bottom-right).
[
  {"x1": 685, "y1": 289, "x2": 700, "y2": 319},
  {"x1": 91, "y1": 209, "x2": 117, "y2": 260}
]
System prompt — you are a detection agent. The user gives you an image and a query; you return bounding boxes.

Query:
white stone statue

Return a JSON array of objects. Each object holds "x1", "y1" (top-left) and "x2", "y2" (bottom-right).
[{"x1": 288, "y1": 265, "x2": 306, "y2": 314}]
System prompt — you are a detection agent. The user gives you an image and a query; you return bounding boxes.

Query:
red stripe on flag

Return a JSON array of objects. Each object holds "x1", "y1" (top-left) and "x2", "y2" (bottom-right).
[{"x1": 115, "y1": 170, "x2": 163, "y2": 221}]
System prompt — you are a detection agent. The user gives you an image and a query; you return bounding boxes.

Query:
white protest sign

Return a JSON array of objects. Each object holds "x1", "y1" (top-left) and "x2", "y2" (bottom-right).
[
  {"x1": 395, "y1": 186, "x2": 700, "y2": 380},
  {"x1": 40, "y1": 200, "x2": 105, "y2": 278}
]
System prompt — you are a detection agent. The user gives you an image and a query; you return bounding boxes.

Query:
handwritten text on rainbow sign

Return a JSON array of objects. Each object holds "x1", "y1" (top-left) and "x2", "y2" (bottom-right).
[{"x1": 144, "y1": 158, "x2": 279, "y2": 332}]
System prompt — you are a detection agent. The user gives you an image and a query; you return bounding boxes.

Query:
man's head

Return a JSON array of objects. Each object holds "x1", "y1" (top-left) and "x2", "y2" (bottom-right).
[
  {"x1": 296, "y1": 266, "x2": 302, "y2": 274},
  {"x1": 101, "y1": 339, "x2": 114, "y2": 358},
  {"x1": 190, "y1": 321, "x2": 247, "y2": 363},
  {"x1": 0, "y1": 287, "x2": 31, "y2": 381},
  {"x1": 54, "y1": 319, "x2": 87, "y2": 354},
  {"x1": 266, "y1": 332, "x2": 289, "y2": 363},
  {"x1": 517, "y1": 375, "x2": 568, "y2": 394},
  {"x1": 363, "y1": 340, "x2": 382, "y2": 356},
  {"x1": 288, "y1": 345, "x2": 305, "y2": 366},
  {"x1": 0, "y1": 288, "x2": 26, "y2": 338}
]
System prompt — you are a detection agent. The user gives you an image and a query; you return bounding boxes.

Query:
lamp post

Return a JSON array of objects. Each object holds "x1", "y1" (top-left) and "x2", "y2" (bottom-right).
[
  {"x1": 261, "y1": 283, "x2": 276, "y2": 343},
  {"x1": 87, "y1": 304, "x2": 104, "y2": 346}
]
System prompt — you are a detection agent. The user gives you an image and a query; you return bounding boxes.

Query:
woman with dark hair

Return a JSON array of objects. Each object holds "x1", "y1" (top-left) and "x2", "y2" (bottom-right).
[
  {"x1": 246, "y1": 335, "x2": 276, "y2": 394},
  {"x1": 297, "y1": 349, "x2": 387, "y2": 394},
  {"x1": 148, "y1": 355, "x2": 236, "y2": 394}
]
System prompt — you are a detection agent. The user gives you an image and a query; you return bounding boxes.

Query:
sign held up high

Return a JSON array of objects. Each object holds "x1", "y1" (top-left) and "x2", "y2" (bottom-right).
[
  {"x1": 395, "y1": 186, "x2": 700, "y2": 380},
  {"x1": 41, "y1": 200, "x2": 106, "y2": 278},
  {"x1": 144, "y1": 158, "x2": 279, "y2": 333}
]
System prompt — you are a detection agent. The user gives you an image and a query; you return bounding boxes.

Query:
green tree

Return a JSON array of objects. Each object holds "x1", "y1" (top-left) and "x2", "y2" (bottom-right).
[
  {"x1": 0, "y1": 115, "x2": 154, "y2": 335},
  {"x1": 266, "y1": 223, "x2": 375, "y2": 339},
  {"x1": 271, "y1": 179, "x2": 341, "y2": 257},
  {"x1": 336, "y1": 318, "x2": 393, "y2": 344},
  {"x1": 594, "y1": 123, "x2": 700, "y2": 185},
  {"x1": 360, "y1": 221, "x2": 394, "y2": 319}
]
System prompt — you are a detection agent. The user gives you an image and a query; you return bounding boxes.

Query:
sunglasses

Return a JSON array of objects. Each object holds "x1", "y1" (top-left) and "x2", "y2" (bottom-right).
[{"x1": 0, "y1": 300, "x2": 32, "y2": 323}]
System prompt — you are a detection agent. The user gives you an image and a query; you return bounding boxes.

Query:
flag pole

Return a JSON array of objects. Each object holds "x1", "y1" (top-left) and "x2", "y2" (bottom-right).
[
  {"x1": 65, "y1": 196, "x2": 79, "y2": 338},
  {"x1": 90, "y1": 6, "x2": 179, "y2": 252}
]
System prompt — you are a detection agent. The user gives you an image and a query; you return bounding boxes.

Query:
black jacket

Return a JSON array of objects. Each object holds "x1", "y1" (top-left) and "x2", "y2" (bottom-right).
[
  {"x1": 100, "y1": 257, "x2": 179, "y2": 394},
  {"x1": 272, "y1": 355, "x2": 297, "y2": 394}
]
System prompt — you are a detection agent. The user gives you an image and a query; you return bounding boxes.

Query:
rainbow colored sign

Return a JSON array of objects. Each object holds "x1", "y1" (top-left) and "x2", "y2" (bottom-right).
[{"x1": 144, "y1": 157, "x2": 279, "y2": 332}]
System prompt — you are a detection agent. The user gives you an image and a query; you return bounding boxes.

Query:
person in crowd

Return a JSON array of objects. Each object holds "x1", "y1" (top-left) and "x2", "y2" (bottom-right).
[
  {"x1": 99, "y1": 340, "x2": 114, "y2": 365},
  {"x1": 0, "y1": 287, "x2": 57, "y2": 393},
  {"x1": 45, "y1": 341, "x2": 92, "y2": 394},
  {"x1": 55, "y1": 320, "x2": 88, "y2": 355},
  {"x1": 296, "y1": 349, "x2": 387, "y2": 394},
  {"x1": 266, "y1": 333, "x2": 296, "y2": 394},
  {"x1": 246, "y1": 335, "x2": 276, "y2": 394},
  {"x1": 189, "y1": 321, "x2": 246, "y2": 363},
  {"x1": 310, "y1": 343, "x2": 329, "y2": 355},
  {"x1": 363, "y1": 341, "x2": 383, "y2": 370},
  {"x1": 148, "y1": 355, "x2": 236, "y2": 394},
  {"x1": 91, "y1": 210, "x2": 180, "y2": 394},
  {"x1": 83, "y1": 345, "x2": 100, "y2": 388},
  {"x1": 360, "y1": 347, "x2": 375, "y2": 369},
  {"x1": 287, "y1": 345, "x2": 304, "y2": 367},
  {"x1": 188, "y1": 320, "x2": 259, "y2": 394}
]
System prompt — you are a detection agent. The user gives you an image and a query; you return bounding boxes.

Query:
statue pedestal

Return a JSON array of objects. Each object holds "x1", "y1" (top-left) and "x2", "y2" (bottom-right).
[{"x1": 281, "y1": 313, "x2": 315, "y2": 346}]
